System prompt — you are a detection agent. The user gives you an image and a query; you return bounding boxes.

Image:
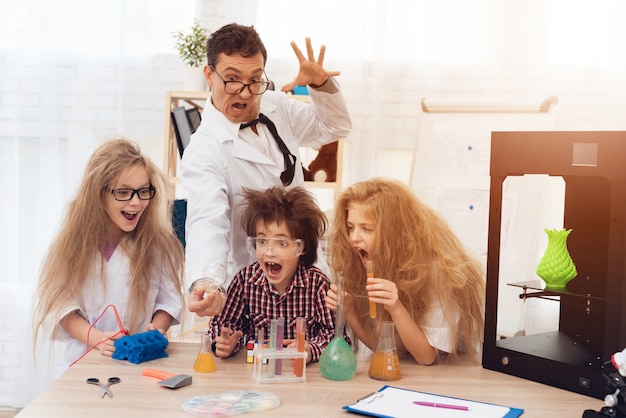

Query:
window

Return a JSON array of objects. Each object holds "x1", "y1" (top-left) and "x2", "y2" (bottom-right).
[
  {"x1": 548, "y1": 0, "x2": 626, "y2": 69},
  {"x1": 256, "y1": 0, "x2": 493, "y2": 67},
  {"x1": 0, "y1": 0, "x2": 195, "y2": 55}
]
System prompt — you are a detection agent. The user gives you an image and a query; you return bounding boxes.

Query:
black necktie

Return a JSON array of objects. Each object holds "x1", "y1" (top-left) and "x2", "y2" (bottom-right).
[{"x1": 240, "y1": 113, "x2": 296, "y2": 186}]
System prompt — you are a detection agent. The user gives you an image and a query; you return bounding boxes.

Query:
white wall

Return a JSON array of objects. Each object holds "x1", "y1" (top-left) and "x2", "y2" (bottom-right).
[{"x1": 4, "y1": 0, "x2": 626, "y2": 409}]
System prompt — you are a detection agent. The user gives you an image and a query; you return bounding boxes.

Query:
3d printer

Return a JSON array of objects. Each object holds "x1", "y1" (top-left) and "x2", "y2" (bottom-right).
[{"x1": 482, "y1": 132, "x2": 626, "y2": 400}]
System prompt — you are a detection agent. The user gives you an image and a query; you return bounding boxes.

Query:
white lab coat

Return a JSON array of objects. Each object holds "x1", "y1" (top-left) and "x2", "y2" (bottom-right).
[
  {"x1": 48, "y1": 245, "x2": 182, "y2": 370},
  {"x1": 423, "y1": 298, "x2": 460, "y2": 354},
  {"x1": 181, "y1": 79, "x2": 351, "y2": 286}
]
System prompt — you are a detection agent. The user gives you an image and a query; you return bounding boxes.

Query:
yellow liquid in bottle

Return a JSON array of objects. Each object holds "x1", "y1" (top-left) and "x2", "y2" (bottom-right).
[
  {"x1": 368, "y1": 350, "x2": 401, "y2": 381},
  {"x1": 194, "y1": 351, "x2": 216, "y2": 372}
]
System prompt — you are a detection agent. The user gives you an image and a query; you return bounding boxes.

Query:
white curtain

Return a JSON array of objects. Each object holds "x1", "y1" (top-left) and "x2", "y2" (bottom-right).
[
  {"x1": 0, "y1": 0, "x2": 195, "y2": 407},
  {"x1": 255, "y1": 0, "x2": 626, "y2": 187}
]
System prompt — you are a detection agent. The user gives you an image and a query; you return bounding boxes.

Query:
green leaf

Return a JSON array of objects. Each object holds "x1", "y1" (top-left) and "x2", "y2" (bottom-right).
[{"x1": 172, "y1": 19, "x2": 209, "y2": 67}]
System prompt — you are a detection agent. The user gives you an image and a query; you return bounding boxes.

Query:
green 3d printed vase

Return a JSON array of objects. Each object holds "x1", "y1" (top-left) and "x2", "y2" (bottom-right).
[{"x1": 535, "y1": 228, "x2": 577, "y2": 290}]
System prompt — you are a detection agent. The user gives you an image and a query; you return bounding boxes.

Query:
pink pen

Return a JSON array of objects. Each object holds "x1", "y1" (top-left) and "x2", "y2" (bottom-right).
[{"x1": 413, "y1": 401, "x2": 469, "y2": 411}]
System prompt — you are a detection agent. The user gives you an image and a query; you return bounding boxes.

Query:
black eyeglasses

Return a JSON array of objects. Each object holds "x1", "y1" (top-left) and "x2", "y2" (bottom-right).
[
  {"x1": 109, "y1": 186, "x2": 156, "y2": 201},
  {"x1": 210, "y1": 65, "x2": 271, "y2": 95}
]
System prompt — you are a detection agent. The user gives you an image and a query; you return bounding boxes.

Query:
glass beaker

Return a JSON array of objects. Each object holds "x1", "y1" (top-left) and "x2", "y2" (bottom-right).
[
  {"x1": 320, "y1": 272, "x2": 357, "y2": 380},
  {"x1": 196, "y1": 264, "x2": 226, "y2": 297},
  {"x1": 194, "y1": 333, "x2": 216, "y2": 372},
  {"x1": 368, "y1": 321, "x2": 401, "y2": 381}
]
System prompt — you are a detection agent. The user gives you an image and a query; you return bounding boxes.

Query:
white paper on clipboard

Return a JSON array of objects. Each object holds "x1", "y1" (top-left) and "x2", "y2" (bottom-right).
[{"x1": 343, "y1": 385, "x2": 523, "y2": 418}]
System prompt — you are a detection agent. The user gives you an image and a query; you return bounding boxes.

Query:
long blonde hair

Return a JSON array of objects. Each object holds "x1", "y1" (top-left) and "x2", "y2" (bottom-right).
[
  {"x1": 330, "y1": 178, "x2": 485, "y2": 362},
  {"x1": 33, "y1": 138, "x2": 185, "y2": 347}
]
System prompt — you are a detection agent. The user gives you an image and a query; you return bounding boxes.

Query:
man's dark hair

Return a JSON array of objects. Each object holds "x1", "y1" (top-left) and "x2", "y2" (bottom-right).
[{"x1": 206, "y1": 23, "x2": 267, "y2": 67}]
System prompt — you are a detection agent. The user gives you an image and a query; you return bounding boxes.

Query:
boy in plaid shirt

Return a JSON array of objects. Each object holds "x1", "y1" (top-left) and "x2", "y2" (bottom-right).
[{"x1": 210, "y1": 186, "x2": 345, "y2": 363}]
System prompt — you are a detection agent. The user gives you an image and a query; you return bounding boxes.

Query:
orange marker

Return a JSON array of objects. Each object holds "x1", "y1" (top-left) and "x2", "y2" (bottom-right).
[{"x1": 367, "y1": 260, "x2": 376, "y2": 319}]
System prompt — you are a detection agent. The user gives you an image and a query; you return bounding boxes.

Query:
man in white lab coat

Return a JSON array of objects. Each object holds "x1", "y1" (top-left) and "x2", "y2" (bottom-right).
[{"x1": 181, "y1": 23, "x2": 352, "y2": 318}]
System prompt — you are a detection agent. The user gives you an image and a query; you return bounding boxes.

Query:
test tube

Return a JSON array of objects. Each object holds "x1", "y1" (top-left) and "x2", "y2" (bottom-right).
[
  {"x1": 295, "y1": 317, "x2": 305, "y2": 377},
  {"x1": 367, "y1": 260, "x2": 377, "y2": 319},
  {"x1": 257, "y1": 328, "x2": 267, "y2": 365},
  {"x1": 268, "y1": 319, "x2": 277, "y2": 377},
  {"x1": 276, "y1": 317, "x2": 284, "y2": 375}
]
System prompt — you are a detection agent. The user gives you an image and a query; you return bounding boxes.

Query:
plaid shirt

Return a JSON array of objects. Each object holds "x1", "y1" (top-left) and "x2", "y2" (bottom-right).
[{"x1": 209, "y1": 260, "x2": 336, "y2": 362}]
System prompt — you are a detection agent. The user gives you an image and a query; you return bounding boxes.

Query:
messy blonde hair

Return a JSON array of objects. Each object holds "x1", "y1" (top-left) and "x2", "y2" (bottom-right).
[
  {"x1": 33, "y1": 138, "x2": 185, "y2": 348},
  {"x1": 330, "y1": 178, "x2": 485, "y2": 363}
]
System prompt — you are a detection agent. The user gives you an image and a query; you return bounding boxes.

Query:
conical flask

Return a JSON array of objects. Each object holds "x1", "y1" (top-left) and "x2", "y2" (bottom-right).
[
  {"x1": 194, "y1": 333, "x2": 216, "y2": 372},
  {"x1": 319, "y1": 273, "x2": 357, "y2": 380},
  {"x1": 368, "y1": 321, "x2": 401, "y2": 381}
]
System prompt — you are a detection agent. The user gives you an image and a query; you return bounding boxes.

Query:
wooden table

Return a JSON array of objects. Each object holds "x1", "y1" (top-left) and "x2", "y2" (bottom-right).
[{"x1": 16, "y1": 342, "x2": 604, "y2": 417}]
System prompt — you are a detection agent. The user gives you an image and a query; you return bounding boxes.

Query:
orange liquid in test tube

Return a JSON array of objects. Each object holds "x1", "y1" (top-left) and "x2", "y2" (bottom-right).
[
  {"x1": 367, "y1": 260, "x2": 376, "y2": 319},
  {"x1": 295, "y1": 317, "x2": 305, "y2": 377}
]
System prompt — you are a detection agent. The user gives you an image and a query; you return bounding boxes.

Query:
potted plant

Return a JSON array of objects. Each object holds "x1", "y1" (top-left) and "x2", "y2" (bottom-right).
[{"x1": 172, "y1": 19, "x2": 209, "y2": 91}]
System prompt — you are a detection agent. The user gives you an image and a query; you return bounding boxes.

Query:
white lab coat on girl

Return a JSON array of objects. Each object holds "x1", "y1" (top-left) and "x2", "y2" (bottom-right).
[
  {"x1": 47, "y1": 244, "x2": 182, "y2": 371},
  {"x1": 181, "y1": 79, "x2": 351, "y2": 287}
]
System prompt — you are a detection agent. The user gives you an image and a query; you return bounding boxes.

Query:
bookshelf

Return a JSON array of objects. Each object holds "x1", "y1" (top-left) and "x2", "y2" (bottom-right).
[{"x1": 162, "y1": 90, "x2": 210, "y2": 199}]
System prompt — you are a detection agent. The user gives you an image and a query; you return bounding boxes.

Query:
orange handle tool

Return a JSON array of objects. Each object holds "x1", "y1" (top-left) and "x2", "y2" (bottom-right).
[{"x1": 142, "y1": 369, "x2": 176, "y2": 380}]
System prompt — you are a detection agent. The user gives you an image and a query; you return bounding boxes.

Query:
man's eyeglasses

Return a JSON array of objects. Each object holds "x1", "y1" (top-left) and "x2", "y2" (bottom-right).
[
  {"x1": 109, "y1": 186, "x2": 156, "y2": 201},
  {"x1": 246, "y1": 237, "x2": 304, "y2": 259},
  {"x1": 210, "y1": 65, "x2": 271, "y2": 95}
]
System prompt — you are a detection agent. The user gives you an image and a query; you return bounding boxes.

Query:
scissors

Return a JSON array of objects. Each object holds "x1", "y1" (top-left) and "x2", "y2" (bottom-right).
[{"x1": 86, "y1": 377, "x2": 121, "y2": 398}]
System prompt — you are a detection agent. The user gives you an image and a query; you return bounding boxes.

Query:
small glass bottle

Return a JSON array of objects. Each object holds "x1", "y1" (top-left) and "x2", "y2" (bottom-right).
[
  {"x1": 194, "y1": 333, "x2": 216, "y2": 372},
  {"x1": 368, "y1": 321, "x2": 401, "y2": 381},
  {"x1": 197, "y1": 264, "x2": 227, "y2": 298}
]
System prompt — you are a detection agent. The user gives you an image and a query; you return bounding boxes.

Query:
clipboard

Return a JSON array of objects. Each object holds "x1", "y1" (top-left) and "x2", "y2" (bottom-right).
[{"x1": 343, "y1": 385, "x2": 524, "y2": 418}]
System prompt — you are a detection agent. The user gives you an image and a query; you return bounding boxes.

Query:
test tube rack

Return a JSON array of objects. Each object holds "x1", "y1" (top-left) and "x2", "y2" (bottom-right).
[{"x1": 252, "y1": 348, "x2": 307, "y2": 383}]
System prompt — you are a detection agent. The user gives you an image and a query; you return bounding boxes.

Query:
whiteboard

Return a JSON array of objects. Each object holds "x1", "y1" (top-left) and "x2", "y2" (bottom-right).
[
  {"x1": 409, "y1": 97, "x2": 558, "y2": 338},
  {"x1": 410, "y1": 97, "x2": 558, "y2": 259}
]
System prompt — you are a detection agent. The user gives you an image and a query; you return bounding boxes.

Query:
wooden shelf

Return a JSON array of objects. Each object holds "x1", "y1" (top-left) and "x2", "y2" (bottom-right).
[{"x1": 163, "y1": 90, "x2": 210, "y2": 199}]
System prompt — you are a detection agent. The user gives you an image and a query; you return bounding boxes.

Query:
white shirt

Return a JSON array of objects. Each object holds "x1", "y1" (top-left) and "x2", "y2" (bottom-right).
[
  {"x1": 422, "y1": 298, "x2": 460, "y2": 354},
  {"x1": 49, "y1": 245, "x2": 182, "y2": 369}
]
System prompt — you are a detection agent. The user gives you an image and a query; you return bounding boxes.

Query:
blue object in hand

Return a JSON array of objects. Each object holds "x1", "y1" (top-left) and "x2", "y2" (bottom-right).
[
  {"x1": 112, "y1": 330, "x2": 169, "y2": 364},
  {"x1": 292, "y1": 85, "x2": 309, "y2": 95}
]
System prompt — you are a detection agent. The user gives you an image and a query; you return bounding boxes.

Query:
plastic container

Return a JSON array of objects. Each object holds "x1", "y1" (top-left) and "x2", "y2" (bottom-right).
[{"x1": 252, "y1": 348, "x2": 307, "y2": 383}]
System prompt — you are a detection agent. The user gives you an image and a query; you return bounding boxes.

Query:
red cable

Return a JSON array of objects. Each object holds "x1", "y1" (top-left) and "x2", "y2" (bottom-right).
[{"x1": 69, "y1": 304, "x2": 129, "y2": 367}]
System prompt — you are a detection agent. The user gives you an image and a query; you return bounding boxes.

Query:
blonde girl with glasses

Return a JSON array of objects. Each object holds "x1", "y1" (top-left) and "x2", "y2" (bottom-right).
[{"x1": 33, "y1": 138, "x2": 185, "y2": 375}]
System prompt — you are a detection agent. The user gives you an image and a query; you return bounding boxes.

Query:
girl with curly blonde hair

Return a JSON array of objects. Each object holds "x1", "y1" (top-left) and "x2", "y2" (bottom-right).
[{"x1": 326, "y1": 178, "x2": 485, "y2": 365}]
